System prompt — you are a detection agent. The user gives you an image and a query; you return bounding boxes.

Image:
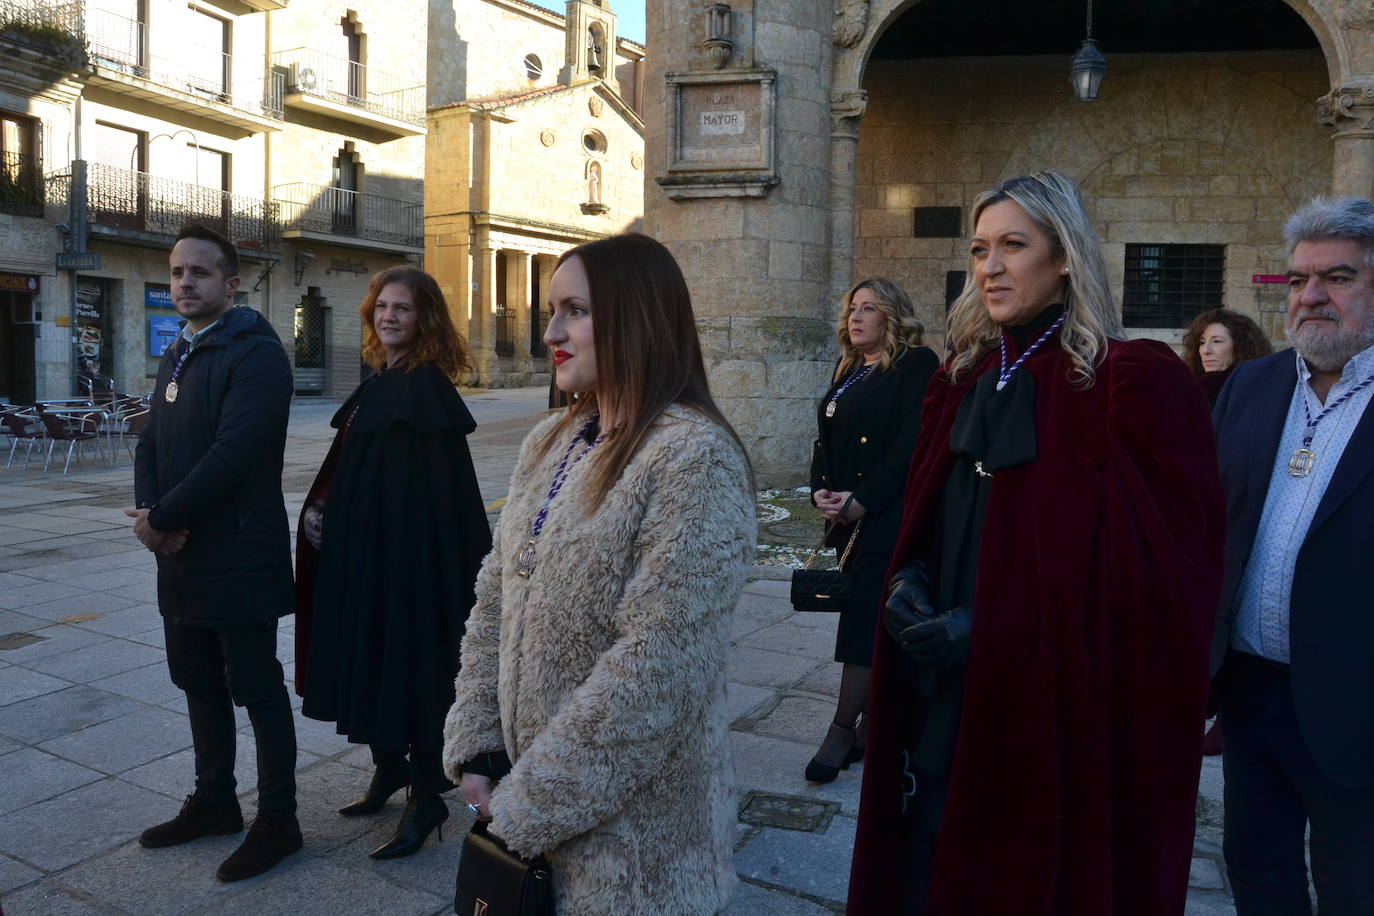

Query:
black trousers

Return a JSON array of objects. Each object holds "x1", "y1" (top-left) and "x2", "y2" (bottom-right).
[
  {"x1": 164, "y1": 619, "x2": 297, "y2": 819},
  {"x1": 1221, "y1": 652, "x2": 1374, "y2": 916}
]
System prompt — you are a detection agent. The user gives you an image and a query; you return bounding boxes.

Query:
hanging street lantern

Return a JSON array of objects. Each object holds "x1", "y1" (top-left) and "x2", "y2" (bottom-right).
[{"x1": 1070, "y1": 0, "x2": 1107, "y2": 102}]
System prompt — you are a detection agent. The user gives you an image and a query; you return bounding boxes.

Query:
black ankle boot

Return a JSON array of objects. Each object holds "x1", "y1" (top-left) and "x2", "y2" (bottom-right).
[
  {"x1": 369, "y1": 794, "x2": 448, "y2": 860},
  {"x1": 339, "y1": 761, "x2": 411, "y2": 816},
  {"x1": 805, "y1": 719, "x2": 861, "y2": 784},
  {"x1": 216, "y1": 814, "x2": 303, "y2": 881},
  {"x1": 140, "y1": 793, "x2": 244, "y2": 848}
]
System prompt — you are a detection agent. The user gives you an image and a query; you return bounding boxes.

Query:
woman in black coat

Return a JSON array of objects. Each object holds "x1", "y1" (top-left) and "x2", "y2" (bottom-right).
[
  {"x1": 807, "y1": 277, "x2": 938, "y2": 783},
  {"x1": 295, "y1": 266, "x2": 492, "y2": 858}
]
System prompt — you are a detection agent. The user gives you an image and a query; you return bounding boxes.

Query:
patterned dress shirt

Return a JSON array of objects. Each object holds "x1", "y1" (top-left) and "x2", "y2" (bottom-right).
[{"x1": 1232, "y1": 343, "x2": 1374, "y2": 663}]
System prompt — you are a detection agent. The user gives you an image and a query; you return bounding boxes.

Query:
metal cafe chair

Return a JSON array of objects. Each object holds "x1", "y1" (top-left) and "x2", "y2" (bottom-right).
[
  {"x1": 38, "y1": 409, "x2": 102, "y2": 474},
  {"x1": 2, "y1": 409, "x2": 47, "y2": 469}
]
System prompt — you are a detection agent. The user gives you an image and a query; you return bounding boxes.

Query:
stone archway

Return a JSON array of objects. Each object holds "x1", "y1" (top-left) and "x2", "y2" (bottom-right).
[{"x1": 825, "y1": 0, "x2": 1363, "y2": 304}]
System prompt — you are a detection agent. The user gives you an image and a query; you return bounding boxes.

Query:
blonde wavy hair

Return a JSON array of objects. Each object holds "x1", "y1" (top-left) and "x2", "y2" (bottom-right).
[
  {"x1": 946, "y1": 170, "x2": 1124, "y2": 387},
  {"x1": 833, "y1": 277, "x2": 926, "y2": 381}
]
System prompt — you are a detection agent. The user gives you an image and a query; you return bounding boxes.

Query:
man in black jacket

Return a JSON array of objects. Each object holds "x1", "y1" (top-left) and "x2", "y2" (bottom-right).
[{"x1": 127, "y1": 224, "x2": 301, "y2": 881}]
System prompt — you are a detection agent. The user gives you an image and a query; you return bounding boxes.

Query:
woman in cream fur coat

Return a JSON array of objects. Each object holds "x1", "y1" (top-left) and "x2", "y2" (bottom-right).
[{"x1": 443, "y1": 233, "x2": 756, "y2": 915}]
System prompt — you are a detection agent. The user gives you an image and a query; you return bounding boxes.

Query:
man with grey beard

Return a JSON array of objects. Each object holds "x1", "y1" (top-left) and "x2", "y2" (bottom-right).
[{"x1": 1208, "y1": 196, "x2": 1374, "y2": 916}]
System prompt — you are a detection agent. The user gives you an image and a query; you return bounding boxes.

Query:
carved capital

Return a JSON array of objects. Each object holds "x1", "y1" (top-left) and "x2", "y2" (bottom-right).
[
  {"x1": 1342, "y1": 1, "x2": 1374, "y2": 30},
  {"x1": 1318, "y1": 86, "x2": 1374, "y2": 138},
  {"x1": 830, "y1": 90, "x2": 867, "y2": 139},
  {"x1": 833, "y1": 0, "x2": 869, "y2": 49}
]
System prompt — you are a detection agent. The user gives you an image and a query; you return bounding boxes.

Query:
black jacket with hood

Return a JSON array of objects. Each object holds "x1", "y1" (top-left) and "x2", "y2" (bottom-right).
[{"x1": 135, "y1": 305, "x2": 295, "y2": 625}]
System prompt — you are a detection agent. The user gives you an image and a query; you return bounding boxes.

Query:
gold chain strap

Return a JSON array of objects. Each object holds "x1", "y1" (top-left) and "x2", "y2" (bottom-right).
[{"x1": 802, "y1": 496, "x2": 862, "y2": 570}]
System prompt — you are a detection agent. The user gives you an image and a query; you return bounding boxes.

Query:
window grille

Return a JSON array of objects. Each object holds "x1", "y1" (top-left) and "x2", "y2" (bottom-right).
[{"x1": 1123, "y1": 243, "x2": 1226, "y2": 328}]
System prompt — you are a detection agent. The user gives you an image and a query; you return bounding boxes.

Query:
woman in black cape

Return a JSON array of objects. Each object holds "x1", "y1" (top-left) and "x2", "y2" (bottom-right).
[{"x1": 296, "y1": 266, "x2": 491, "y2": 859}]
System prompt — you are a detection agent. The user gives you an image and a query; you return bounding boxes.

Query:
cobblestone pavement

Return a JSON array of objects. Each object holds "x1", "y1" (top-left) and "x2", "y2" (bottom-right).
[{"x1": 0, "y1": 388, "x2": 1232, "y2": 914}]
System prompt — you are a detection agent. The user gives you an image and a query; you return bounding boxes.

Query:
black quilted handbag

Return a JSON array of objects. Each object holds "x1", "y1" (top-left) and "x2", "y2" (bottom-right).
[
  {"x1": 790, "y1": 510, "x2": 862, "y2": 613},
  {"x1": 453, "y1": 820, "x2": 555, "y2": 916}
]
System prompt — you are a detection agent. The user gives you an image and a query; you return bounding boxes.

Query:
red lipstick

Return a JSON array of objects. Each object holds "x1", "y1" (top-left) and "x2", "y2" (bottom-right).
[{"x1": 553, "y1": 349, "x2": 572, "y2": 365}]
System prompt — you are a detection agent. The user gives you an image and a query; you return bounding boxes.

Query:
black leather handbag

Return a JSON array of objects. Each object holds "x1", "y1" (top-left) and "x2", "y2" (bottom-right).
[
  {"x1": 790, "y1": 508, "x2": 862, "y2": 613},
  {"x1": 453, "y1": 821, "x2": 555, "y2": 916}
]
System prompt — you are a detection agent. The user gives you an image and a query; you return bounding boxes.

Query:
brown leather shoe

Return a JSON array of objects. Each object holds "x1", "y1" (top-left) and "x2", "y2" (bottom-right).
[
  {"x1": 139, "y1": 794, "x2": 243, "y2": 848},
  {"x1": 216, "y1": 814, "x2": 303, "y2": 881}
]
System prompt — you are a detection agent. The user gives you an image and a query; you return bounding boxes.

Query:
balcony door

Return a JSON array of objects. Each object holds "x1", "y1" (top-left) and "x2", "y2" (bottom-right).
[
  {"x1": 184, "y1": 8, "x2": 230, "y2": 100},
  {"x1": 331, "y1": 149, "x2": 358, "y2": 236},
  {"x1": 88, "y1": 0, "x2": 145, "y2": 72},
  {"x1": 0, "y1": 115, "x2": 41, "y2": 218},
  {"x1": 90, "y1": 122, "x2": 146, "y2": 230}
]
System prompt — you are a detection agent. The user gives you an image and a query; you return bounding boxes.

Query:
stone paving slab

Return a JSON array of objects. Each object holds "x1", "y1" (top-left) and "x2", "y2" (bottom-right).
[
  {"x1": 0, "y1": 747, "x2": 105, "y2": 816},
  {"x1": 37, "y1": 706, "x2": 193, "y2": 775},
  {"x1": 0, "y1": 685, "x2": 144, "y2": 746},
  {"x1": 55, "y1": 837, "x2": 259, "y2": 915},
  {"x1": 0, "y1": 777, "x2": 174, "y2": 872},
  {"x1": 735, "y1": 815, "x2": 857, "y2": 905},
  {"x1": 0, "y1": 854, "x2": 42, "y2": 896}
]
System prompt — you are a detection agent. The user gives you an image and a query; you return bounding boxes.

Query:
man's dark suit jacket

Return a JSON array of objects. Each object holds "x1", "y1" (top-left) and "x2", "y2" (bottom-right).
[{"x1": 1210, "y1": 348, "x2": 1374, "y2": 791}]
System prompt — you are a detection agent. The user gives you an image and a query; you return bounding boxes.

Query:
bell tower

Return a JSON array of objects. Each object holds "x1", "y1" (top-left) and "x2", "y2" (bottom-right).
[{"x1": 561, "y1": 0, "x2": 618, "y2": 91}]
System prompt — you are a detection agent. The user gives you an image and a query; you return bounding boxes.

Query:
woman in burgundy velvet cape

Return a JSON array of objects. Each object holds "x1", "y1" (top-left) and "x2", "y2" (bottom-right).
[{"x1": 847, "y1": 173, "x2": 1225, "y2": 916}]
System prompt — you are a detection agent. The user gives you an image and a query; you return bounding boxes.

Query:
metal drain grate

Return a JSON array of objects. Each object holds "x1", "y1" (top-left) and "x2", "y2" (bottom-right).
[
  {"x1": 0, "y1": 631, "x2": 47, "y2": 651},
  {"x1": 738, "y1": 791, "x2": 839, "y2": 833}
]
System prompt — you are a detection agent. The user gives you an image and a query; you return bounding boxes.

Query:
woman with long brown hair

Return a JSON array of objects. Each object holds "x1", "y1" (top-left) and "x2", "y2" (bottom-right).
[
  {"x1": 442, "y1": 233, "x2": 756, "y2": 913},
  {"x1": 296, "y1": 266, "x2": 491, "y2": 859}
]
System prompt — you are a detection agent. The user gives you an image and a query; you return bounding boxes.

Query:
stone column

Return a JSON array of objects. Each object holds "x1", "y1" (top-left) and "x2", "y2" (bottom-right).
[
  {"x1": 644, "y1": 0, "x2": 836, "y2": 486},
  {"x1": 475, "y1": 244, "x2": 499, "y2": 386},
  {"x1": 1319, "y1": 86, "x2": 1374, "y2": 200},
  {"x1": 509, "y1": 249, "x2": 534, "y2": 377},
  {"x1": 828, "y1": 90, "x2": 867, "y2": 305}
]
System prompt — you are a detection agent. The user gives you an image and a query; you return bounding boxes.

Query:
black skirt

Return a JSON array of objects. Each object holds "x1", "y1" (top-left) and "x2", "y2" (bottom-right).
[{"x1": 834, "y1": 547, "x2": 890, "y2": 666}]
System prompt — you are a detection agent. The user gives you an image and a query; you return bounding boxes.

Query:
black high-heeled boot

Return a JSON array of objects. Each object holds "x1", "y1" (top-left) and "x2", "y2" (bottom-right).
[
  {"x1": 339, "y1": 760, "x2": 411, "y2": 817},
  {"x1": 805, "y1": 719, "x2": 861, "y2": 784},
  {"x1": 368, "y1": 794, "x2": 449, "y2": 860}
]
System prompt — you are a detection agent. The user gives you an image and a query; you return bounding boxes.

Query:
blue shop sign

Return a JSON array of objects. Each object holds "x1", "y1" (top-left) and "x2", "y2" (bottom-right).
[
  {"x1": 148, "y1": 313, "x2": 183, "y2": 357},
  {"x1": 145, "y1": 287, "x2": 173, "y2": 309}
]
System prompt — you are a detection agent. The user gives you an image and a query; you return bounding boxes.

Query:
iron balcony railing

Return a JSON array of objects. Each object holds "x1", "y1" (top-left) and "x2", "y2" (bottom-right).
[
  {"x1": 272, "y1": 48, "x2": 425, "y2": 128},
  {"x1": 49, "y1": 162, "x2": 280, "y2": 252},
  {"x1": 0, "y1": 150, "x2": 45, "y2": 218},
  {"x1": 85, "y1": 5, "x2": 283, "y2": 120},
  {"x1": 273, "y1": 182, "x2": 422, "y2": 249},
  {"x1": 0, "y1": 0, "x2": 84, "y2": 62}
]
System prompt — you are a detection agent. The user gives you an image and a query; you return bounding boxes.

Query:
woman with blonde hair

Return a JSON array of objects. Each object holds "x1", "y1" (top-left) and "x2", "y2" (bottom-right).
[
  {"x1": 296, "y1": 266, "x2": 491, "y2": 859},
  {"x1": 443, "y1": 233, "x2": 756, "y2": 913},
  {"x1": 848, "y1": 171, "x2": 1225, "y2": 915},
  {"x1": 806, "y1": 277, "x2": 937, "y2": 782}
]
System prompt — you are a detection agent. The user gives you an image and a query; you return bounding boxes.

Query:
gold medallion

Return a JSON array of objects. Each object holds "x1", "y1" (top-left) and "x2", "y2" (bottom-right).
[
  {"x1": 164, "y1": 381, "x2": 179, "y2": 404},
  {"x1": 1288, "y1": 447, "x2": 1315, "y2": 478}
]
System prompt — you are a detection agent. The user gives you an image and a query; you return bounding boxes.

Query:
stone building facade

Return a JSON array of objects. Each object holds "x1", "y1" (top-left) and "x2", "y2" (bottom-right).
[
  {"x1": 645, "y1": 0, "x2": 1374, "y2": 486},
  {"x1": 0, "y1": 0, "x2": 425, "y2": 404},
  {"x1": 425, "y1": 0, "x2": 645, "y2": 387}
]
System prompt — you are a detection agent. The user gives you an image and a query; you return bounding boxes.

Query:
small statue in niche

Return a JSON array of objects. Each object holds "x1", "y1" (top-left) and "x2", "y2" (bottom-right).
[{"x1": 587, "y1": 161, "x2": 602, "y2": 205}]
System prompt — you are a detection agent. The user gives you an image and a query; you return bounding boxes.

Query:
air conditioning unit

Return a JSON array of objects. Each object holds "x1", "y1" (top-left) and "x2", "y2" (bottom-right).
[{"x1": 290, "y1": 64, "x2": 318, "y2": 92}]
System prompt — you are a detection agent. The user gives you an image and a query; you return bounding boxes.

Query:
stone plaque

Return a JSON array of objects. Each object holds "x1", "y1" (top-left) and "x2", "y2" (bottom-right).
[{"x1": 659, "y1": 69, "x2": 778, "y2": 199}]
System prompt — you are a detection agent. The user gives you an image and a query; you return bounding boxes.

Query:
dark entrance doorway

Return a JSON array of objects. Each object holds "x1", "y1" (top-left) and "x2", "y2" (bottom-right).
[
  {"x1": 0, "y1": 287, "x2": 37, "y2": 404},
  {"x1": 294, "y1": 287, "x2": 328, "y2": 395}
]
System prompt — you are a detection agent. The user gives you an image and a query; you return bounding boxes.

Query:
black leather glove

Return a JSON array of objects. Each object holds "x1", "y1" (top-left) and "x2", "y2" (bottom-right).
[
  {"x1": 897, "y1": 607, "x2": 973, "y2": 667},
  {"x1": 884, "y1": 561, "x2": 937, "y2": 643}
]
